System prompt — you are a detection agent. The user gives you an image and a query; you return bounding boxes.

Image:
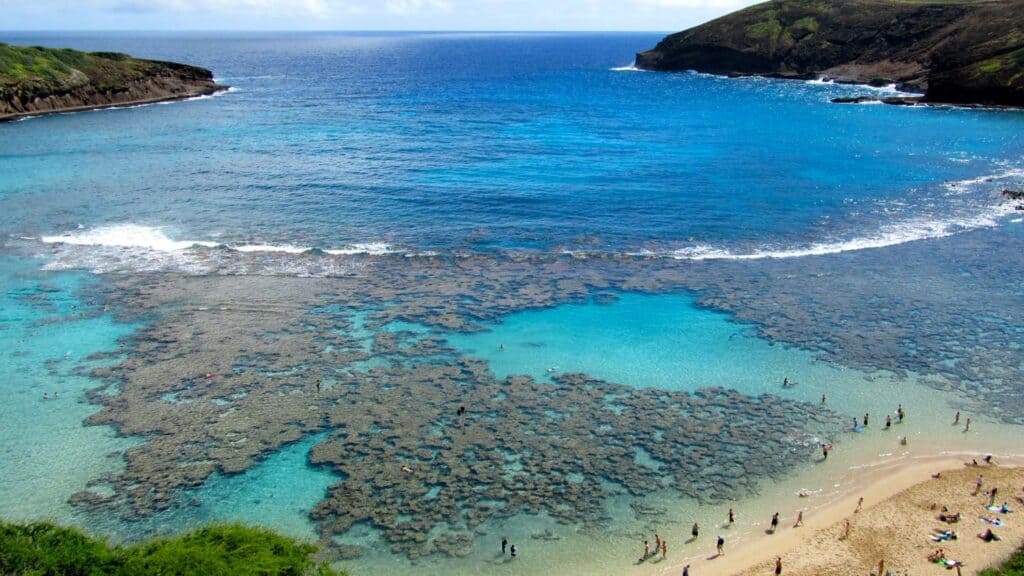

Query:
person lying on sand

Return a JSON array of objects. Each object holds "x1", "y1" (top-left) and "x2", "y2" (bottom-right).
[
  {"x1": 978, "y1": 528, "x2": 1001, "y2": 542},
  {"x1": 939, "y1": 510, "x2": 961, "y2": 523},
  {"x1": 928, "y1": 548, "x2": 946, "y2": 563},
  {"x1": 981, "y1": 517, "x2": 1004, "y2": 526},
  {"x1": 930, "y1": 528, "x2": 957, "y2": 542}
]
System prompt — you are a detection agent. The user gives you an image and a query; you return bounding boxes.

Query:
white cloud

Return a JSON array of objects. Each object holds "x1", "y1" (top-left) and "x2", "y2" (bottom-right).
[{"x1": 384, "y1": 0, "x2": 452, "y2": 16}]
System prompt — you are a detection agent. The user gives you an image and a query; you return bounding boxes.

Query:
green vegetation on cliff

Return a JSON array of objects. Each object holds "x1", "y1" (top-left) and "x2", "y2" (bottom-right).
[
  {"x1": 0, "y1": 43, "x2": 221, "y2": 120},
  {"x1": 0, "y1": 520, "x2": 345, "y2": 576},
  {"x1": 635, "y1": 0, "x2": 1024, "y2": 107}
]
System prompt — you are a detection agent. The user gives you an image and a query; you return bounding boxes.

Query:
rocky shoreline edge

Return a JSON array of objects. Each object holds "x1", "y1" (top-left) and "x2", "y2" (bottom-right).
[{"x1": 0, "y1": 85, "x2": 230, "y2": 123}]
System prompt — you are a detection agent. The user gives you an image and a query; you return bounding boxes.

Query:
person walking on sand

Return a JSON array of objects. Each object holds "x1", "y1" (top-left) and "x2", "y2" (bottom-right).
[
  {"x1": 661, "y1": 538, "x2": 667, "y2": 559},
  {"x1": 770, "y1": 512, "x2": 779, "y2": 533},
  {"x1": 683, "y1": 565, "x2": 690, "y2": 576},
  {"x1": 855, "y1": 496, "x2": 864, "y2": 513},
  {"x1": 775, "y1": 556, "x2": 783, "y2": 575},
  {"x1": 842, "y1": 518, "x2": 851, "y2": 539},
  {"x1": 717, "y1": 534, "x2": 725, "y2": 556},
  {"x1": 642, "y1": 540, "x2": 649, "y2": 561},
  {"x1": 990, "y1": 486, "x2": 998, "y2": 506},
  {"x1": 794, "y1": 510, "x2": 803, "y2": 527},
  {"x1": 655, "y1": 533, "x2": 662, "y2": 552},
  {"x1": 976, "y1": 475, "x2": 984, "y2": 495}
]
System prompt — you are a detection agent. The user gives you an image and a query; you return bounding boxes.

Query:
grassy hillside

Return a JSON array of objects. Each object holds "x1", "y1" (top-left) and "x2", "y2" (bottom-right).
[
  {"x1": 635, "y1": 0, "x2": 1024, "y2": 106},
  {"x1": 0, "y1": 520, "x2": 345, "y2": 576},
  {"x1": 0, "y1": 42, "x2": 220, "y2": 119}
]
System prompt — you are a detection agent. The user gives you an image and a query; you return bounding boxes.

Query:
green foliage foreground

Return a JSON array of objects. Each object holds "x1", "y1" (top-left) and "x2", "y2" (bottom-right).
[
  {"x1": 980, "y1": 545, "x2": 1024, "y2": 576},
  {"x1": 0, "y1": 520, "x2": 345, "y2": 576}
]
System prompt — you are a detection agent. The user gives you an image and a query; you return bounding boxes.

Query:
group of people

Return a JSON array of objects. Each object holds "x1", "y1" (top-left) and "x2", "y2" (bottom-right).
[
  {"x1": 500, "y1": 537, "x2": 517, "y2": 559},
  {"x1": 638, "y1": 533, "x2": 668, "y2": 562}
]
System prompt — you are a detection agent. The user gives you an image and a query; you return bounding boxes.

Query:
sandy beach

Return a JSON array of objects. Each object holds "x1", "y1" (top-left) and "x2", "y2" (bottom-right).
[{"x1": 655, "y1": 457, "x2": 1024, "y2": 576}]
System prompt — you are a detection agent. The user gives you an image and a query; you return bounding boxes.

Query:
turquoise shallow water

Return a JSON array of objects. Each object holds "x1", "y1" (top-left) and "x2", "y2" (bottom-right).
[{"x1": 0, "y1": 258, "x2": 136, "y2": 524}]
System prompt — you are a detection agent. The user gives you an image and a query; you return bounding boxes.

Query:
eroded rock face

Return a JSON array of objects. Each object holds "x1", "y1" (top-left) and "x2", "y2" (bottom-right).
[
  {"x1": 0, "y1": 44, "x2": 225, "y2": 120},
  {"x1": 635, "y1": 0, "x2": 1024, "y2": 107}
]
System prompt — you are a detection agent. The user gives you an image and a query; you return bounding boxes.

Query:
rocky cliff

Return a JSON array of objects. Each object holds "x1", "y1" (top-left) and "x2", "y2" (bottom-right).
[
  {"x1": 0, "y1": 43, "x2": 225, "y2": 121},
  {"x1": 635, "y1": 0, "x2": 1024, "y2": 107}
]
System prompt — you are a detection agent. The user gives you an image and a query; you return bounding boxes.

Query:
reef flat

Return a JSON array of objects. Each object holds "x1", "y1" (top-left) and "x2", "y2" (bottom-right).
[
  {"x1": 60, "y1": 218, "x2": 1024, "y2": 561},
  {"x1": 75, "y1": 270, "x2": 843, "y2": 561}
]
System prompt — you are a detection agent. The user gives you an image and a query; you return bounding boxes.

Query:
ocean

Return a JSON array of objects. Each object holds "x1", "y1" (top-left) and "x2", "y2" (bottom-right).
[{"x1": 1, "y1": 31, "x2": 1023, "y2": 575}]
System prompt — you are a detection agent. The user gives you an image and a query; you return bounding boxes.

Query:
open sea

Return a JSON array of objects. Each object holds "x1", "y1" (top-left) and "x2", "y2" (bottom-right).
[{"x1": 2, "y1": 31, "x2": 1024, "y2": 575}]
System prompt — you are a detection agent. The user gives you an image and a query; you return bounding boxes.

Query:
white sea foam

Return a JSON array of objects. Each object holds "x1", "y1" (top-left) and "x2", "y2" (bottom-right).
[
  {"x1": 668, "y1": 168, "x2": 1023, "y2": 261},
  {"x1": 38, "y1": 223, "x2": 394, "y2": 265},
  {"x1": 610, "y1": 62, "x2": 646, "y2": 72},
  {"x1": 805, "y1": 77, "x2": 918, "y2": 96},
  {"x1": 40, "y1": 224, "x2": 219, "y2": 252}
]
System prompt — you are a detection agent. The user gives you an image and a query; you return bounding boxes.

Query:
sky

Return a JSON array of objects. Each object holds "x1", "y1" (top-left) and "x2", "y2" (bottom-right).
[{"x1": 1, "y1": 0, "x2": 759, "y2": 31}]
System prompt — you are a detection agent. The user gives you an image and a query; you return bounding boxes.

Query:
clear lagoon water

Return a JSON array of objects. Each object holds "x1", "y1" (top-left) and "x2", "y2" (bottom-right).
[{"x1": 2, "y1": 31, "x2": 1024, "y2": 576}]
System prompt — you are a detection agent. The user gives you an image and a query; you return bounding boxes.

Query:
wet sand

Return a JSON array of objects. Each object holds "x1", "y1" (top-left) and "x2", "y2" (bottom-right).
[{"x1": 655, "y1": 457, "x2": 1024, "y2": 576}]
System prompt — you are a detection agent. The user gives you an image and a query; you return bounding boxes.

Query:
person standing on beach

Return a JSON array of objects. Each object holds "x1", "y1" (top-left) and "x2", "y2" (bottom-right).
[
  {"x1": 898, "y1": 404, "x2": 905, "y2": 423},
  {"x1": 770, "y1": 512, "x2": 779, "y2": 533},
  {"x1": 717, "y1": 534, "x2": 725, "y2": 555},
  {"x1": 794, "y1": 510, "x2": 803, "y2": 527},
  {"x1": 885, "y1": 415, "x2": 892, "y2": 429},
  {"x1": 642, "y1": 540, "x2": 649, "y2": 561},
  {"x1": 990, "y1": 486, "x2": 998, "y2": 506},
  {"x1": 683, "y1": 565, "x2": 690, "y2": 576},
  {"x1": 692, "y1": 523, "x2": 699, "y2": 540},
  {"x1": 655, "y1": 533, "x2": 661, "y2": 553},
  {"x1": 728, "y1": 508, "x2": 735, "y2": 525},
  {"x1": 863, "y1": 413, "x2": 869, "y2": 427},
  {"x1": 965, "y1": 417, "x2": 971, "y2": 432},
  {"x1": 954, "y1": 411, "x2": 960, "y2": 425},
  {"x1": 502, "y1": 537, "x2": 507, "y2": 555},
  {"x1": 775, "y1": 556, "x2": 783, "y2": 575},
  {"x1": 842, "y1": 518, "x2": 850, "y2": 539},
  {"x1": 976, "y1": 475, "x2": 984, "y2": 495},
  {"x1": 661, "y1": 538, "x2": 667, "y2": 559},
  {"x1": 855, "y1": 497, "x2": 864, "y2": 513}
]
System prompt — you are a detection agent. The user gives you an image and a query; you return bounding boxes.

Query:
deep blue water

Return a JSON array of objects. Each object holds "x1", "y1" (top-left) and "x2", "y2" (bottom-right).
[{"x1": 2, "y1": 31, "x2": 1023, "y2": 262}]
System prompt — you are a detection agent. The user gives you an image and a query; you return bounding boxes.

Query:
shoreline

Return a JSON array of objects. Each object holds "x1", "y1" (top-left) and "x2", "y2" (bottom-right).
[
  {"x1": 0, "y1": 85, "x2": 229, "y2": 123},
  {"x1": 653, "y1": 454, "x2": 1024, "y2": 576}
]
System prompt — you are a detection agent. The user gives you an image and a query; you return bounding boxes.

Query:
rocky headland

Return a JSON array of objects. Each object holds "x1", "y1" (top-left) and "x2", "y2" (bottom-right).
[
  {"x1": 0, "y1": 43, "x2": 226, "y2": 121},
  {"x1": 636, "y1": 0, "x2": 1024, "y2": 107}
]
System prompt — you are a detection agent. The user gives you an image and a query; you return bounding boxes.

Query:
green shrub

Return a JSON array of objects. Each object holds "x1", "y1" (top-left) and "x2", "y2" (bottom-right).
[
  {"x1": 0, "y1": 520, "x2": 346, "y2": 576},
  {"x1": 979, "y1": 545, "x2": 1024, "y2": 575}
]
